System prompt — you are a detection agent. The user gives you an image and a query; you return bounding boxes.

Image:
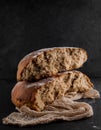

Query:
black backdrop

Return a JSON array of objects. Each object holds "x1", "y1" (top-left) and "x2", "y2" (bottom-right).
[
  {"x1": 0, "y1": 0, "x2": 101, "y2": 130},
  {"x1": 0, "y1": 0, "x2": 101, "y2": 80}
]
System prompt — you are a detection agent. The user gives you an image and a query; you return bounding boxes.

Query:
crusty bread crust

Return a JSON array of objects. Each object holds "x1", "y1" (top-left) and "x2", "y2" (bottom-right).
[
  {"x1": 17, "y1": 47, "x2": 87, "y2": 81},
  {"x1": 12, "y1": 71, "x2": 93, "y2": 111}
]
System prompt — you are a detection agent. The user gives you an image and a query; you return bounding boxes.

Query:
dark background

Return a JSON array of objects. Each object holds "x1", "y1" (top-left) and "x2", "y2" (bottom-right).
[{"x1": 0, "y1": 0, "x2": 101, "y2": 130}]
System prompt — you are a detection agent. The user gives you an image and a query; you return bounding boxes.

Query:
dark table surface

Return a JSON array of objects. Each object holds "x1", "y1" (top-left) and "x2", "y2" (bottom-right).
[{"x1": 0, "y1": 78, "x2": 101, "y2": 130}]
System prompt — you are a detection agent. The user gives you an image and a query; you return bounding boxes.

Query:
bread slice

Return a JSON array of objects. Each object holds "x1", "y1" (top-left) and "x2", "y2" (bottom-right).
[
  {"x1": 12, "y1": 71, "x2": 93, "y2": 111},
  {"x1": 17, "y1": 47, "x2": 87, "y2": 81}
]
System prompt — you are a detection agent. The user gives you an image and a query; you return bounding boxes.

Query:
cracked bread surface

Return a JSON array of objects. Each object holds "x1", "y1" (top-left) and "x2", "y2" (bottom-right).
[
  {"x1": 12, "y1": 71, "x2": 93, "y2": 111},
  {"x1": 17, "y1": 47, "x2": 87, "y2": 81}
]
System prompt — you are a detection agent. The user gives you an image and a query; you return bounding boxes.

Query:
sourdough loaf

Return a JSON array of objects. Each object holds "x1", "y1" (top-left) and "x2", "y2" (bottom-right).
[
  {"x1": 17, "y1": 47, "x2": 87, "y2": 81},
  {"x1": 12, "y1": 71, "x2": 93, "y2": 111}
]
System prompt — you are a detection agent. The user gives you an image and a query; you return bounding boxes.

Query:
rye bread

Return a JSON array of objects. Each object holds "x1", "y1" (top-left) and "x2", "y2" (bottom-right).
[
  {"x1": 12, "y1": 71, "x2": 93, "y2": 111},
  {"x1": 17, "y1": 47, "x2": 87, "y2": 81}
]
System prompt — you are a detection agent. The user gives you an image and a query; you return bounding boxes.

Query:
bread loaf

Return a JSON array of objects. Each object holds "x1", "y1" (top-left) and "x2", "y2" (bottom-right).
[
  {"x1": 17, "y1": 47, "x2": 87, "y2": 81},
  {"x1": 12, "y1": 71, "x2": 93, "y2": 111}
]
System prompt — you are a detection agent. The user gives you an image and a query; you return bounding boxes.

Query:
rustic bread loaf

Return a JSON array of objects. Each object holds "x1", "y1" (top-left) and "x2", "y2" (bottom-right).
[
  {"x1": 12, "y1": 71, "x2": 93, "y2": 111},
  {"x1": 17, "y1": 47, "x2": 87, "y2": 81}
]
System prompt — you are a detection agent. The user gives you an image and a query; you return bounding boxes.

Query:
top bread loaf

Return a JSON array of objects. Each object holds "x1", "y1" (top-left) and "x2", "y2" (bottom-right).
[{"x1": 17, "y1": 47, "x2": 87, "y2": 81}]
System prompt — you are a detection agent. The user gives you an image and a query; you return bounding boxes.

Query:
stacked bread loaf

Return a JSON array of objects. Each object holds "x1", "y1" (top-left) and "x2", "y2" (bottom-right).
[
  {"x1": 3, "y1": 47, "x2": 100, "y2": 126},
  {"x1": 11, "y1": 47, "x2": 97, "y2": 111}
]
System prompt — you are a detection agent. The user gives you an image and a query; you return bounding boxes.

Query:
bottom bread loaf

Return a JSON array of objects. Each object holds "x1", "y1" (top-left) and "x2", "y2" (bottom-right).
[{"x1": 11, "y1": 70, "x2": 95, "y2": 111}]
